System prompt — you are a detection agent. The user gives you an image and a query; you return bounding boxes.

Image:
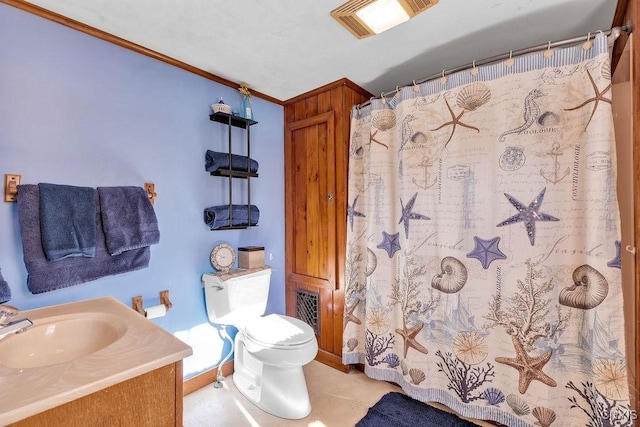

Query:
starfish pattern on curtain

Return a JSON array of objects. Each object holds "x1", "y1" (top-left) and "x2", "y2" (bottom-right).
[{"x1": 343, "y1": 34, "x2": 633, "y2": 427}]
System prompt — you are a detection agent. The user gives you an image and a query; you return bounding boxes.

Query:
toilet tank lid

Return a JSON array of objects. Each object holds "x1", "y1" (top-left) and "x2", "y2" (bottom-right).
[
  {"x1": 245, "y1": 314, "x2": 315, "y2": 348},
  {"x1": 202, "y1": 266, "x2": 272, "y2": 286}
]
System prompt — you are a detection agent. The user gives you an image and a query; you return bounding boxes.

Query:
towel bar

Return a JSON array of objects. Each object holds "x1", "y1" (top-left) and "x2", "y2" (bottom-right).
[{"x1": 3, "y1": 177, "x2": 157, "y2": 204}]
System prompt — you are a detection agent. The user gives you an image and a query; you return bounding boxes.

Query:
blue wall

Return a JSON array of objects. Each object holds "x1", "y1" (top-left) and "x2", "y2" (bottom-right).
[{"x1": 0, "y1": 4, "x2": 285, "y2": 378}]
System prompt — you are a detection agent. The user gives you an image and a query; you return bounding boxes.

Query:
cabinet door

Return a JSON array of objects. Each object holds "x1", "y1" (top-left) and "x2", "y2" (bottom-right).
[
  {"x1": 286, "y1": 111, "x2": 337, "y2": 290},
  {"x1": 285, "y1": 111, "x2": 345, "y2": 368}
]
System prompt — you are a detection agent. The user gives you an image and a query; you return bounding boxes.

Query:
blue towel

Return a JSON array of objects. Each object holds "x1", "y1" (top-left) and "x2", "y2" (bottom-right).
[
  {"x1": 38, "y1": 183, "x2": 96, "y2": 261},
  {"x1": 204, "y1": 205, "x2": 260, "y2": 229},
  {"x1": 17, "y1": 185, "x2": 150, "y2": 294},
  {"x1": 0, "y1": 268, "x2": 10, "y2": 304},
  {"x1": 97, "y1": 186, "x2": 160, "y2": 256},
  {"x1": 205, "y1": 150, "x2": 259, "y2": 174}
]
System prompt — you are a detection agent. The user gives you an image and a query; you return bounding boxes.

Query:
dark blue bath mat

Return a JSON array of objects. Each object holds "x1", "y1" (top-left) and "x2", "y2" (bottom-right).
[{"x1": 356, "y1": 392, "x2": 476, "y2": 426}]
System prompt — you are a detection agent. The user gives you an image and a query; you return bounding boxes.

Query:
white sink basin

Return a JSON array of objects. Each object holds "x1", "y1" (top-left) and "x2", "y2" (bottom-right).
[
  {"x1": 0, "y1": 313, "x2": 127, "y2": 369},
  {"x1": 0, "y1": 296, "x2": 192, "y2": 426}
]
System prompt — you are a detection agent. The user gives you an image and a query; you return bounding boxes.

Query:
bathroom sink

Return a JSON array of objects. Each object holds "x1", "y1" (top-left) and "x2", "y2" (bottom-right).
[
  {"x1": 0, "y1": 313, "x2": 127, "y2": 369},
  {"x1": 0, "y1": 296, "x2": 192, "y2": 426}
]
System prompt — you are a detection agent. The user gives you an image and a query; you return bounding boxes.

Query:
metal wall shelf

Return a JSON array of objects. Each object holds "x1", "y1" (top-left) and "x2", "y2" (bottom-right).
[{"x1": 207, "y1": 111, "x2": 258, "y2": 230}]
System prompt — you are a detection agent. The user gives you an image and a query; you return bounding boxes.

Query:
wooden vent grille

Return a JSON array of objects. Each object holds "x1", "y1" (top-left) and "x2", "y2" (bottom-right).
[
  {"x1": 402, "y1": 0, "x2": 438, "y2": 14},
  {"x1": 331, "y1": 0, "x2": 439, "y2": 39},
  {"x1": 296, "y1": 288, "x2": 320, "y2": 336}
]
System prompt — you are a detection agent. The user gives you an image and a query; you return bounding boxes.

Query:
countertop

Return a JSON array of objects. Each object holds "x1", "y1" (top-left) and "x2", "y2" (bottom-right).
[{"x1": 0, "y1": 296, "x2": 193, "y2": 425}]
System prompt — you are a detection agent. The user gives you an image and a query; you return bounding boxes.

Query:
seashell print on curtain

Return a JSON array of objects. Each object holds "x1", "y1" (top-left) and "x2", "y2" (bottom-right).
[{"x1": 343, "y1": 34, "x2": 633, "y2": 426}]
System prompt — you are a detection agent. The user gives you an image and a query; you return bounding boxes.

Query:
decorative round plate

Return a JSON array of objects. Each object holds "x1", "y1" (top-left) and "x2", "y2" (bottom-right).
[{"x1": 210, "y1": 243, "x2": 235, "y2": 272}]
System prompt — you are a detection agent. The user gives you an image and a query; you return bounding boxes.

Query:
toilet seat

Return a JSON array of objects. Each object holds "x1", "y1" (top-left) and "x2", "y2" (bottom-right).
[{"x1": 244, "y1": 314, "x2": 315, "y2": 349}]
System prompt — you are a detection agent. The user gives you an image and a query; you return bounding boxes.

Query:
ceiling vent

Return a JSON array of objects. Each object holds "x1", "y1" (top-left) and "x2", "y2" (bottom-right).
[{"x1": 331, "y1": 0, "x2": 439, "y2": 39}]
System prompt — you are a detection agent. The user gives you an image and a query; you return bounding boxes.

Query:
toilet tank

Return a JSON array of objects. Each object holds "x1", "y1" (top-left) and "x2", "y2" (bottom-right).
[{"x1": 202, "y1": 267, "x2": 272, "y2": 326}]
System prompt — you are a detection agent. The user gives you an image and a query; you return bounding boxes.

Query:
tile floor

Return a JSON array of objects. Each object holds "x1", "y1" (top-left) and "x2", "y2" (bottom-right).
[{"x1": 183, "y1": 361, "x2": 489, "y2": 427}]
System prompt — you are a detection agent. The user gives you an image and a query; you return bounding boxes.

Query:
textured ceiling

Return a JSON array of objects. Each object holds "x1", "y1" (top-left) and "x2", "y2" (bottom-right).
[{"x1": 23, "y1": 0, "x2": 618, "y2": 101}]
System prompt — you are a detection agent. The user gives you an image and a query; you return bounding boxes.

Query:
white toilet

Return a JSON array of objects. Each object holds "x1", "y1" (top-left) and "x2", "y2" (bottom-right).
[{"x1": 202, "y1": 267, "x2": 318, "y2": 419}]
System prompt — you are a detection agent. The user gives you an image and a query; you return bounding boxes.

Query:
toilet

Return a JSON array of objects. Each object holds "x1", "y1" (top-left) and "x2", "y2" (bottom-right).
[{"x1": 202, "y1": 267, "x2": 318, "y2": 419}]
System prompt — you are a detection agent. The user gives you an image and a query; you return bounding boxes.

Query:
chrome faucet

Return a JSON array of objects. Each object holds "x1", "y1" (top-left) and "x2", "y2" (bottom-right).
[{"x1": 0, "y1": 305, "x2": 32, "y2": 339}]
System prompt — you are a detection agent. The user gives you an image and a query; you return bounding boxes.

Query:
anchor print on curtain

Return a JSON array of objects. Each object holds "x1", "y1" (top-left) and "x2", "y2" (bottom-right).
[{"x1": 343, "y1": 34, "x2": 633, "y2": 427}]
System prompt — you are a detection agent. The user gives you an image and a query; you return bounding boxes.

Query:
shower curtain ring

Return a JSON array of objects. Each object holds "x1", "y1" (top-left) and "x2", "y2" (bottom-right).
[
  {"x1": 471, "y1": 60, "x2": 479, "y2": 76},
  {"x1": 505, "y1": 50, "x2": 515, "y2": 68},
  {"x1": 440, "y1": 69, "x2": 447, "y2": 85},
  {"x1": 380, "y1": 92, "x2": 387, "y2": 104},
  {"x1": 413, "y1": 80, "x2": 420, "y2": 92},
  {"x1": 582, "y1": 32, "x2": 593, "y2": 50},
  {"x1": 544, "y1": 41, "x2": 553, "y2": 58}
]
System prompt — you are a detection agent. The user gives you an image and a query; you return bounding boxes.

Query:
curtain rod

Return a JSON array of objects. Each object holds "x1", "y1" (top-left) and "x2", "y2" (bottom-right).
[{"x1": 356, "y1": 23, "x2": 633, "y2": 109}]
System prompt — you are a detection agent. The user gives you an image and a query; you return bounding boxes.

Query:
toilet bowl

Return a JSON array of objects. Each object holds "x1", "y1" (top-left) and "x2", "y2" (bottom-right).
[
  {"x1": 202, "y1": 268, "x2": 318, "y2": 419},
  {"x1": 233, "y1": 314, "x2": 318, "y2": 419}
]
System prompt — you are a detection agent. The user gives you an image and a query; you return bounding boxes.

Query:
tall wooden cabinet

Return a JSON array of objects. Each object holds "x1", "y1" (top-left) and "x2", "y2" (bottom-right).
[{"x1": 284, "y1": 79, "x2": 371, "y2": 371}]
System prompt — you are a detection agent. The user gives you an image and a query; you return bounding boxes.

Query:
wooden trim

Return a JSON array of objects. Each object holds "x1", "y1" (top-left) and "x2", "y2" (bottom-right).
[
  {"x1": 284, "y1": 78, "x2": 372, "y2": 105},
  {"x1": 316, "y1": 349, "x2": 349, "y2": 373},
  {"x1": 611, "y1": 0, "x2": 632, "y2": 72},
  {"x1": 183, "y1": 360, "x2": 235, "y2": 396},
  {"x1": 627, "y1": 0, "x2": 640, "y2": 412},
  {"x1": 0, "y1": 0, "x2": 282, "y2": 105},
  {"x1": 175, "y1": 361, "x2": 184, "y2": 427},
  {"x1": 613, "y1": 0, "x2": 630, "y2": 28},
  {"x1": 288, "y1": 272, "x2": 334, "y2": 289}
]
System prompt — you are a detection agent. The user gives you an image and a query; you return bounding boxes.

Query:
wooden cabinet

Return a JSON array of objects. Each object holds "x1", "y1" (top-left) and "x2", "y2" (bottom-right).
[
  {"x1": 284, "y1": 79, "x2": 371, "y2": 371},
  {"x1": 9, "y1": 362, "x2": 183, "y2": 427}
]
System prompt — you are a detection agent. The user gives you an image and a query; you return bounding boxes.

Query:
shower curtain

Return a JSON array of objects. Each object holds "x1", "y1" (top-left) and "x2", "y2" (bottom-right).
[{"x1": 343, "y1": 34, "x2": 633, "y2": 426}]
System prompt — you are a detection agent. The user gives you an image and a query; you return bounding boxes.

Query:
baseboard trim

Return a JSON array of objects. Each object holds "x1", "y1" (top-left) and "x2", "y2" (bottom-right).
[
  {"x1": 183, "y1": 360, "x2": 235, "y2": 396},
  {"x1": 316, "y1": 349, "x2": 349, "y2": 372}
]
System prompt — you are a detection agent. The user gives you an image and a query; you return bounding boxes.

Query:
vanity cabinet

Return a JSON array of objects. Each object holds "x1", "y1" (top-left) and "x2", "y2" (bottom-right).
[
  {"x1": 284, "y1": 78, "x2": 371, "y2": 371},
  {"x1": 9, "y1": 362, "x2": 183, "y2": 427},
  {"x1": 208, "y1": 112, "x2": 258, "y2": 230}
]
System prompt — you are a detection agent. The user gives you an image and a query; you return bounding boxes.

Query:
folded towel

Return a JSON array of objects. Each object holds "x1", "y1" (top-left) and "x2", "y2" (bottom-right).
[
  {"x1": 39, "y1": 183, "x2": 96, "y2": 261},
  {"x1": 205, "y1": 150, "x2": 259, "y2": 174},
  {"x1": 18, "y1": 185, "x2": 150, "y2": 294},
  {"x1": 97, "y1": 186, "x2": 160, "y2": 256},
  {"x1": 204, "y1": 205, "x2": 260, "y2": 229},
  {"x1": 0, "y1": 268, "x2": 10, "y2": 304}
]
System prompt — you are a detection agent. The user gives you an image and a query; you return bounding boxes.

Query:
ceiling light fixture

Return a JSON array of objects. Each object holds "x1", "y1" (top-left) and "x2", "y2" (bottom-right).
[{"x1": 331, "y1": 0, "x2": 439, "y2": 39}]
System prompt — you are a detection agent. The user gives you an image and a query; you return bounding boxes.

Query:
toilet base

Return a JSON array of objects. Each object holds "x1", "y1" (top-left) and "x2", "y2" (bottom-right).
[
  {"x1": 233, "y1": 341, "x2": 313, "y2": 419},
  {"x1": 233, "y1": 365, "x2": 312, "y2": 419}
]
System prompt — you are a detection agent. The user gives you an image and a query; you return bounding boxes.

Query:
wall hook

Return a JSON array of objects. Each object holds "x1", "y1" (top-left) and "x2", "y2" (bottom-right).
[
  {"x1": 145, "y1": 182, "x2": 157, "y2": 204},
  {"x1": 4, "y1": 174, "x2": 21, "y2": 203}
]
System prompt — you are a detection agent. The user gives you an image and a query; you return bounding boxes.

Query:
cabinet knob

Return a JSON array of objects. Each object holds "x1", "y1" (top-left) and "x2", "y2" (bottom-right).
[{"x1": 328, "y1": 192, "x2": 334, "y2": 202}]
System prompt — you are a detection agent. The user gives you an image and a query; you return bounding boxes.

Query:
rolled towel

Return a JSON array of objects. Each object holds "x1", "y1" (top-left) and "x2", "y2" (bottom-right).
[
  {"x1": 204, "y1": 205, "x2": 260, "y2": 229},
  {"x1": 98, "y1": 186, "x2": 160, "y2": 256},
  {"x1": 0, "y1": 268, "x2": 10, "y2": 304},
  {"x1": 39, "y1": 183, "x2": 96, "y2": 261},
  {"x1": 205, "y1": 150, "x2": 259, "y2": 174}
]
